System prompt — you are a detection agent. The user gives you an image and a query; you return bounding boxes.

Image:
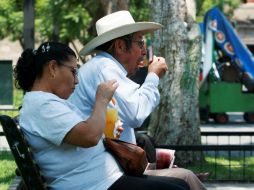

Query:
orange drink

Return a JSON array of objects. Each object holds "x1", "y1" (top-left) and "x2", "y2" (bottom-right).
[{"x1": 104, "y1": 108, "x2": 118, "y2": 138}]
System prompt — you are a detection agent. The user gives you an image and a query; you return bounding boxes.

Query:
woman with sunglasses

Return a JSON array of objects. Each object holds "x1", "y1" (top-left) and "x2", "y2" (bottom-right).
[{"x1": 14, "y1": 41, "x2": 189, "y2": 190}]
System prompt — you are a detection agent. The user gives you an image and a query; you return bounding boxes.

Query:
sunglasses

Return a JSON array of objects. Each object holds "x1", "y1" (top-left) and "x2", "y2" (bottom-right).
[
  {"x1": 60, "y1": 64, "x2": 78, "y2": 78},
  {"x1": 132, "y1": 40, "x2": 145, "y2": 49},
  {"x1": 121, "y1": 37, "x2": 145, "y2": 49}
]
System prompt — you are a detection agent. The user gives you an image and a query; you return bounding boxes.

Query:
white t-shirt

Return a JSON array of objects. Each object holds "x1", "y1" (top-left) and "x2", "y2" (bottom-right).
[
  {"x1": 69, "y1": 52, "x2": 160, "y2": 144},
  {"x1": 19, "y1": 91, "x2": 123, "y2": 190}
]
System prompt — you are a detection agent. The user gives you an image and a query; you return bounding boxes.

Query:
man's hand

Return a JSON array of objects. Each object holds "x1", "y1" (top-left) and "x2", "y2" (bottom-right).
[
  {"x1": 148, "y1": 56, "x2": 168, "y2": 79},
  {"x1": 115, "y1": 120, "x2": 124, "y2": 139}
]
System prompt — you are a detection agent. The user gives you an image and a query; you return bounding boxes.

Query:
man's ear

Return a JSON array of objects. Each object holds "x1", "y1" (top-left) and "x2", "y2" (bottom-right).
[
  {"x1": 48, "y1": 60, "x2": 58, "y2": 78},
  {"x1": 114, "y1": 39, "x2": 126, "y2": 54}
]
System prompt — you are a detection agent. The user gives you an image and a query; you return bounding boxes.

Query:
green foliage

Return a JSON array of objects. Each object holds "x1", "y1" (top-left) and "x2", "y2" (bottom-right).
[
  {"x1": 13, "y1": 86, "x2": 23, "y2": 109},
  {"x1": 0, "y1": 16, "x2": 6, "y2": 39},
  {"x1": 0, "y1": 151, "x2": 16, "y2": 190},
  {"x1": 61, "y1": 4, "x2": 91, "y2": 43},
  {"x1": 0, "y1": 0, "x2": 91, "y2": 45},
  {"x1": 36, "y1": 0, "x2": 91, "y2": 43},
  {"x1": 1, "y1": 0, "x2": 244, "y2": 46},
  {"x1": 0, "y1": 0, "x2": 23, "y2": 41},
  {"x1": 196, "y1": 0, "x2": 243, "y2": 20},
  {"x1": 8, "y1": 12, "x2": 23, "y2": 41},
  {"x1": 0, "y1": 0, "x2": 153, "y2": 45},
  {"x1": 197, "y1": 0, "x2": 219, "y2": 16},
  {"x1": 129, "y1": 0, "x2": 150, "y2": 21}
]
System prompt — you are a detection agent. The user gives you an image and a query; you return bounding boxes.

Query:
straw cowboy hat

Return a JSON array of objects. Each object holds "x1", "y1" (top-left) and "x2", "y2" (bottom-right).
[{"x1": 79, "y1": 10, "x2": 162, "y2": 56}]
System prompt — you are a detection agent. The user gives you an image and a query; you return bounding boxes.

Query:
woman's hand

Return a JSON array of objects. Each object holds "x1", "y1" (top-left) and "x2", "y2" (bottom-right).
[
  {"x1": 96, "y1": 80, "x2": 119, "y2": 104},
  {"x1": 64, "y1": 80, "x2": 119, "y2": 148}
]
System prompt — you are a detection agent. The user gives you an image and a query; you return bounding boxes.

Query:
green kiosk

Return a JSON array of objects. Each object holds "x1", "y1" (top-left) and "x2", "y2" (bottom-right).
[
  {"x1": 0, "y1": 60, "x2": 13, "y2": 108},
  {"x1": 199, "y1": 7, "x2": 254, "y2": 124}
]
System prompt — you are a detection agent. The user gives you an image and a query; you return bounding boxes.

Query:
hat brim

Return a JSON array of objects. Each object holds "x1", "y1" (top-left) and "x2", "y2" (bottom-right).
[{"x1": 79, "y1": 22, "x2": 162, "y2": 56}]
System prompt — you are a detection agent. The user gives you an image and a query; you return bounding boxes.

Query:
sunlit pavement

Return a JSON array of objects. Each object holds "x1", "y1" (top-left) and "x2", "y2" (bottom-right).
[
  {"x1": 204, "y1": 182, "x2": 254, "y2": 190},
  {"x1": 202, "y1": 112, "x2": 254, "y2": 190},
  {"x1": 201, "y1": 112, "x2": 254, "y2": 129},
  {"x1": 201, "y1": 112, "x2": 254, "y2": 145}
]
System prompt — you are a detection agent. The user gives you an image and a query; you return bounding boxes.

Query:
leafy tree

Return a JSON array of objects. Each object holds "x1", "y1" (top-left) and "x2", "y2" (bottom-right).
[
  {"x1": 36, "y1": 0, "x2": 90, "y2": 44},
  {"x1": 129, "y1": 0, "x2": 150, "y2": 21},
  {"x1": 0, "y1": 0, "x2": 23, "y2": 46},
  {"x1": 0, "y1": 0, "x2": 244, "y2": 49},
  {"x1": 0, "y1": 0, "x2": 91, "y2": 50},
  {"x1": 196, "y1": 0, "x2": 243, "y2": 22},
  {"x1": 0, "y1": 0, "x2": 152, "y2": 50},
  {"x1": 81, "y1": 0, "x2": 149, "y2": 41}
]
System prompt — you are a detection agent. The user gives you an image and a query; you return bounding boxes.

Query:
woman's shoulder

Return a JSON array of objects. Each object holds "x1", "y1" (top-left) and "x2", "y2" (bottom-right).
[
  {"x1": 21, "y1": 91, "x2": 76, "y2": 122},
  {"x1": 23, "y1": 91, "x2": 65, "y2": 108},
  {"x1": 25, "y1": 91, "x2": 62, "y2": 101}
]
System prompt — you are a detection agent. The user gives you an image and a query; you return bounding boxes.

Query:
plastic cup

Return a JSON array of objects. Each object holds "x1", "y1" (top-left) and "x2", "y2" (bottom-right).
[
  {"x1": 104, "y1": 108, "x2": 118, "y2": 139},
  {"x1": 156, "y1": 149, "x2": 175, "y2": 169}
]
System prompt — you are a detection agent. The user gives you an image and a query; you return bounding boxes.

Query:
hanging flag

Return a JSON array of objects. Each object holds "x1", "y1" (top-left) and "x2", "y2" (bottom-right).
[{"x1": 202, "y1": 7, "x2": 254, "y2": 88}]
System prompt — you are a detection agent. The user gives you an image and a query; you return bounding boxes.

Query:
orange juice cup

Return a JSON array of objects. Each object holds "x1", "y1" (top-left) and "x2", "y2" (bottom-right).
[{"x1": 104, "y1": 108, "x2": 118, "y2": 139}]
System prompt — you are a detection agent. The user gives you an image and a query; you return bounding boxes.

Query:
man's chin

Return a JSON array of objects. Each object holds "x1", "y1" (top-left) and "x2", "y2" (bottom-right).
[{"x1": 138, "y1": 61, "x2": 145, "y2": 67}]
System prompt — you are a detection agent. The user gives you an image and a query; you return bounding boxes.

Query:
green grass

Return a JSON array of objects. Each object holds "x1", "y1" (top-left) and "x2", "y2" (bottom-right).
[
  {"x1": 0, "y1": 86, "x2": 23, "y2": 117},
  {"x1": 12, "y1": 86, "x2": 23, "y2": 108},
  {"x1": 0, "y1": 151, "x2": 16, "y2": 190},
  {"x1": 0, "y1": 86, "x2": 22, "y2": 189},
  {"x1": 186, "y1": 155, "x2": 254, "y2": 181}
]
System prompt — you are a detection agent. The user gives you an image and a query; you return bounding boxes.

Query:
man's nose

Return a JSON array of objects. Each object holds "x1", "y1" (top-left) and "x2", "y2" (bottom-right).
[
  {"x1": 141, "y1": 48, "x2": 147, "y2": 56},
  {"x1": 74, "y1": 76, "x2": 79, "y2": 84}
]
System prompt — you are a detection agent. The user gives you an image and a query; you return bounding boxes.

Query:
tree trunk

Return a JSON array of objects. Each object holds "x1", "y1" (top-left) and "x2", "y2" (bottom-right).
[
  {"x1": 52, "y1": 17, "x2": 60, "y2": 42},
  {"x1": 149, "y1": 0, "x2": 202, "y2": 164},
  {"x1": 23, "y1": 0, "x2": 35, "y2": 49},
  {"x1": 109, "y1": 0, "x2": 129, "y2": 13}
]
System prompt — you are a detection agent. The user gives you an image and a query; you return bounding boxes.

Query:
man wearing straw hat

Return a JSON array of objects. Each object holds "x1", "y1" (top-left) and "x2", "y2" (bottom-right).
[
  {"x1": 69, "y1": 10, "x2": 206, "y2": 190},
  {"x1": 71, "y1": 10, "x2": 166, "y2": 144}
]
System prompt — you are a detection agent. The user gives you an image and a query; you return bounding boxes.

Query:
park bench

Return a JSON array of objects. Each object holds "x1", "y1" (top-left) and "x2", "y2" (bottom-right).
[
  {"x1": 0, "y1": 114, "x2": 179, "y2": 189},
  {"x1": 0, "y1": 115, "x2": 48, "y2": 190}
]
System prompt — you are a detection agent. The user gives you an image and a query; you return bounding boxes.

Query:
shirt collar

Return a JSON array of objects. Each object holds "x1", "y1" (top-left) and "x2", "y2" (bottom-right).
[{"x1": 99, "y1": 52, "x2": 128, "y2": 77}]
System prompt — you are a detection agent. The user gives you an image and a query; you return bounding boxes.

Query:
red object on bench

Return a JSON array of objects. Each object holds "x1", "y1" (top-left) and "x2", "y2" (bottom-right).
[{"x1": 156, "y1": 148, "x2": 175, "y2": 169}]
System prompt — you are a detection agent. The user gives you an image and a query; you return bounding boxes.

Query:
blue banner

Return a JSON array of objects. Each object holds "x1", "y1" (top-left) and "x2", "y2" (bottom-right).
[{"x1": 204, "y1": 7, "x2": 254, "y2": 84}]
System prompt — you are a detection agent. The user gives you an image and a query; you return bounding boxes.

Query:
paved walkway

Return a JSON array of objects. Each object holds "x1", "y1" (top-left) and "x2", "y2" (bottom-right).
[
  {"x1": 0, "y1": 128, "x2": 9, "y2": 150},
  {"x1": 204, "y1": 182, "x2": 254, "y2": 190},
  {"x1": 202, "y1": 113, "x2": 254, "y2": 189}
]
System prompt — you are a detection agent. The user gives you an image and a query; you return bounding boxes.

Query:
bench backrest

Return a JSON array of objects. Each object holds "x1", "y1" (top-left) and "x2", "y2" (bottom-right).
[{"x1": 0, "y1": 115, "x2": 48, "y2": 190}]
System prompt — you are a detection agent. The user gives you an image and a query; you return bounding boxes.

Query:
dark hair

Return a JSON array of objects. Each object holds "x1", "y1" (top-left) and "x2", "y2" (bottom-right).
[
  {"x1": 96, "y1": 33, "x2": 134, "y2": 54},
  {"x1": 14, "y1": 42, "x2": 76, "y2": 92},
  {"x1": 118, "y1": 34, "x2": 134, "y2": 51}
]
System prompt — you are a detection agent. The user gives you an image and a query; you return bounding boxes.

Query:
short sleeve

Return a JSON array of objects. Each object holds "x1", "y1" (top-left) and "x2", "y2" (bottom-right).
[{"x1": 35, "y1": 99, "x2": 84, "y2": 145}]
